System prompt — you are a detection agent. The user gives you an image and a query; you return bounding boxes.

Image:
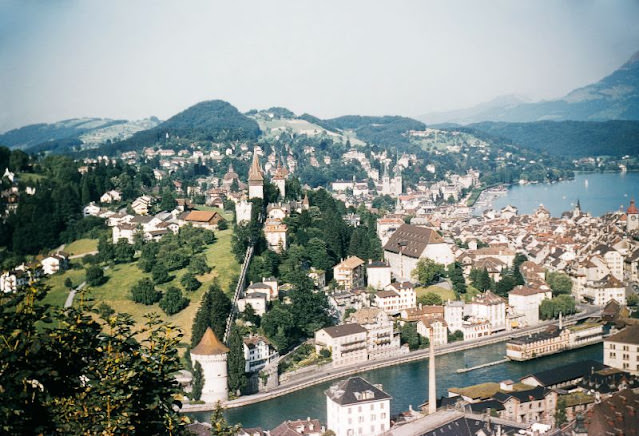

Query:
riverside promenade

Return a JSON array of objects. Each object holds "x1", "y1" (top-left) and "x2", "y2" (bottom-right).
[{"x1": 181, "y1": 305, "x2": 600, "y2": 412}]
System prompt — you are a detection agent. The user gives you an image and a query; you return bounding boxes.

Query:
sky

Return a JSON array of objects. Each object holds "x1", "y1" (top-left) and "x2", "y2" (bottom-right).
[{"x1": 1, "y1": 0, "x2": 639, "y2": 132}]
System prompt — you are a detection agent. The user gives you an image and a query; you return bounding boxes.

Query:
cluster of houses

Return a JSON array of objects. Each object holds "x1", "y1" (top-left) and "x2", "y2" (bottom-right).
[{"x1": 0, "y1": 251, "x2": 69, "y2": 293}]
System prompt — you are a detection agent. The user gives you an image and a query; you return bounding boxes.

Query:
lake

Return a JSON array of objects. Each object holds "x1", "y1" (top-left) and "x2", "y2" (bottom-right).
[{"x1": 480, "y1": 172, "x2": 639, "y2": 217}]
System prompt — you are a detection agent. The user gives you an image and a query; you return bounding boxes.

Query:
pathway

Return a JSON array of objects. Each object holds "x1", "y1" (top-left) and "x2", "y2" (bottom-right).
[{"x1": 64, "y1": 281, "x2": 86, "y2": 308}]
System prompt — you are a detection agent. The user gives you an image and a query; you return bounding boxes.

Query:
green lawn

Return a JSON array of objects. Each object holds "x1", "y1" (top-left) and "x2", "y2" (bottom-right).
[
  {"x1": 52, "y1": 228, "x2": 240, "y2": 345},
  {"x1": 416, "y1": 284, "x2": 457, "y2": 302},
  {"x1": 65, "y1": 238, "x2": 98, "y2": 256},
  {"x1": 18, "y1": 172, "x2": 46, "y2": 183}
]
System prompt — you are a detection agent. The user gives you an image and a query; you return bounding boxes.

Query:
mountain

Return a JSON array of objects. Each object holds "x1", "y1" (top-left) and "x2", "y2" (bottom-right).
[
  {"x1": 420, "y1": 50, "x2": 639, "y2": 124},
  {"x1": 461, "y1": 120, "x2": 639, "y2": 158},
  {"x1": 102, "y1": 100, "x2": 260, "y2": 154}
]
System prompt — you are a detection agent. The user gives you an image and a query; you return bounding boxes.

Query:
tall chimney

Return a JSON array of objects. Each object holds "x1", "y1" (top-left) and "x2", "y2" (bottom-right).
[
  {"x1": 429, "y1": 327, "x2": 436, "y2": 414},
  {"x1": 559, "y1": 311, "x2": 563, "y2": 330}
]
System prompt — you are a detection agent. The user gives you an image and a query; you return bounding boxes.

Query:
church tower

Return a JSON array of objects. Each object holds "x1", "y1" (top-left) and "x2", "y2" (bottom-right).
[
  {"x1": 627, "y1": 199, "x2": 638, "y2": 231},
  {"x1": 190, "y1": 327, "x2": 230, "y2": 403},
  {"x1": 248, "y1": 149, "x2": 264, "y2": 200},
  {"x1": 272, "y1": 162, "x2": 288, "y2": 199}
]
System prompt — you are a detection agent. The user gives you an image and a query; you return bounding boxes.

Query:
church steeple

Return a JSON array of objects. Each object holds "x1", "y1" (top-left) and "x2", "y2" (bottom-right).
[{"x1": 248, "y1": 148, "x2": 264, "y2": 199}]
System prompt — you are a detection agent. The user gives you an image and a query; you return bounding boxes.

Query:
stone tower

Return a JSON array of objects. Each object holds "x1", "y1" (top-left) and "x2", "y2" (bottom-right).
[
  {"x1": 627, "y1": 199, "x2": 638, "y2": 231},
  {"x1": 248, "y1": 149, "x2": 264, "y2": 200},
  {"x1": 272, "y1": 162, "x2": 288, "y2": 199},
  {"x1": 190, "y1": 327, "x2": 230, "y2": 403}
]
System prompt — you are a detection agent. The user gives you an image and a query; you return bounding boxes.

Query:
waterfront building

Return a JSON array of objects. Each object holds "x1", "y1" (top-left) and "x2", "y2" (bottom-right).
[
  {"x1": 444, "y1": 300, "x2": 465, "y2": 333},
  {"x1": 383, "y1": 224, "x2": 455, "y2": 280},
  {"x1": 416, "y1": 317, "x2": 448, "y2": 346},
  {"x1": 315, "y1": 324, "x2": 368, "y2": 367},
  {"x1": 189, "y1": 327, "x2": 229, "y2": 403},
  {"x1": 506, "y1": 323, "x2": 603, "y2": 361},
  {"x1": 270, "y1": 418, "x2": 324, "y2": 436},
  {"x1": 334, "y1": 256, "x2": 365, "y2": 291},
  {"x1": 385, "y1": 410, "x2": 526, "y2": 436},
  {"x1": 520, "y1": 360, "x2": 606, "y2": 390},
  {"x1": 492, "y1": 386, "x2": 557, "y2": 426},
  {"x1": 459, "y1": 318, "x2": 491, "y2": 340},
  {"x1": 366, "y1": 260, "x2": 392, "y2": 290},
  {"x1": 347, "y1": 307, "x2": 404, "y2": 360},
  {"x1": 508, "y1": 285, "x2": 552, "y2": 327},
  {"x1": 465, "y1": 290, "x2": 507, "y2": 332},
  {"x1": 325, "y1": 377, "x2": 391, "y2": 436},
  {"x1": 248, "y1": 149, "x2": 264, "y2": 200},
  {"x1": 242, "y1": 335, "x2": 279, "y2": 373},
  {"x1": 581, "y1": 274, "x2": 626, "y2": 306},
  {"x1": 604, "y1": 325, "x2": 639, "y2": 373}
]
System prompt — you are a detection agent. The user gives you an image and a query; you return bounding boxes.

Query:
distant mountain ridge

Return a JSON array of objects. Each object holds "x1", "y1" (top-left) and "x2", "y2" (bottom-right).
[{"x1": 420, "y1": 50, "x2": 639, "y2": 124}]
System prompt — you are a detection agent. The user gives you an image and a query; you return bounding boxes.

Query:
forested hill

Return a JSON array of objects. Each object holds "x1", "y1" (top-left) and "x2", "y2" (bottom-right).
[
  {"x1": 100, "y1": 100, "x2": 260, "y2": 155},
  {"x1": 464, "y1": 120, "x2": 639, "y2": 158},
  {"x1": 298, "y1": 114, "x2": 426, "y2": 149}
]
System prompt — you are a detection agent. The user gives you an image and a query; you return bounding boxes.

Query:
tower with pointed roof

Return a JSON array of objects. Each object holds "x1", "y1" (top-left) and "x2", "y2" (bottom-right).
[
  {"x1": 272, "y1": 162, "x2": 288, "y2": 199},
  {"x1": 248, "y1": 149, "x2": 264, "y2": 200},
  {"x1": 627, "y1": 199, "x2": 638, "y2": 231},
  {"x1": 190, "y1": 327, "x2": 230, "y2": 403}
]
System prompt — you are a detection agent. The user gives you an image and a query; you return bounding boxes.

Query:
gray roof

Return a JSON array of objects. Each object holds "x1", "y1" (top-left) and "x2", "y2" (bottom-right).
[
  {"x1": 320, "y1": 323, "x2": 367, "y2": 338},
  {"x1": 383, "y1": 224, "x2": 444, "y2": 258},
  {"x1": 325, "y1": 376, "x2": 391, "y2": 405}
]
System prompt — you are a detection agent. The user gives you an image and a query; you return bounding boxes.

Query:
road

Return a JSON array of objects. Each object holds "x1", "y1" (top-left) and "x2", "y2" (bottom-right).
[{"x1": 182, "y1": 304, "x2": 601, "y2": 412}]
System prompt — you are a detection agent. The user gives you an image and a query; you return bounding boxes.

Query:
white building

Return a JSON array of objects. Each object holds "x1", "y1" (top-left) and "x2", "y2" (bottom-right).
[
  {"x1": 463, "y1": 290, "x2": 507, "y2": 332},
  {"x1": 315, "y1": 324, "x2": 368, "y2": 367},
  {"x1": 248, "y1": 150, "x2": 264, "y2": 200},
  {"x1": 264, "y1": 219, "x2": 287, "y2": 253},
  {"x1": 235, "y1": 199, "x2": 253, "y2": 224},
  {"x1": 383, "y1": 224, "x2": 455, "y2": 281},
  {"x1": 444, "y1": 300, "x2": 465, "y2": 334},
  {"x1": 100, "y1": 190, "x2": 121, "y2": 204},
  {"x1": 604, "y1": 325, "x2": 639, "y2": 374},
  {"x1": 366, "y1": 261, "x2": 391, "y2": 290},
  {"x1": 242, "y1": 335, "x2": 279, "y2": 373},
  {"x1": 375, "y1": 282, "x2": 416, "y2": 314},
  {"x1": 41, "y1": 253, "x2": 69, "y2": 276},
  {"x1": 416, "y1": 318, "x2": 449, "y2": 346},
  {"x1": 325, "y1": 377, "x2": 391, "y2": 436},
  {"x1": 190, "y1": 327, "x2": 229, "y2": 403},
  {"x1": 347, "y1": 307, "x2": 403, "y2": 360},
  {"x1": 582, "y1": 274, "x2": 626, "y2": 306},
  {"x1": 508, "y1": 286, "x2": 552, "y2": 327}
]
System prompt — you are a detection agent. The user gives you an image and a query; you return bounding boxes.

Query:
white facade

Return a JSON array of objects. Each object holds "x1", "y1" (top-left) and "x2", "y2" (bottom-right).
[
  {"x1": 464, "y1": 291, "x2": 506, "y2": 332},
  {"x1": 264, "y1": 219, "x2": 287, "y2": 253},
  {"x1": 243, "y1": 336, "x2": 279, "y2": 373},
  {"x1": 375, "y1": 282, "x2": 416, "y2": 313},
  {"x1": 416, "y1": 318, "x2": 449, "y2": 346},
  {"x1": 190, "y1": 327, "x2": 229, "y2": 403},
  {"x1": 235, "y1": 200, "x2": 252, "y2": 224},
  {"x1": 326, "y1": 377, "x2": 391, "y2": 436},
  {"x1": 347, "y1": 308, "x2": 403, "y2": 360},
  {"x1": 315, "y1": 324, "x2": 368, "y2": 367},
  {"x1": 604, "y1": 326, "x2": 639, "y2": 374},
  {"x1": 444, "y1": 301, "x2": 464, "y2": 334},
  {"x1": 366, "y1": 262, "x2": 392, "y2": 290},
  {"x1": 508, "y1": 286, "x2": 552, "y2": 327}
]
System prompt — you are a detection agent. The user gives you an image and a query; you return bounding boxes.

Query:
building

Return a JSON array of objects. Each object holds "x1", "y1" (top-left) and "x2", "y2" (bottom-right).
[
  {"x1": 325, "y1": 377, "x2": 391, "y2": 436},
  {"x1": 383, "y1": 410, "x2": 526, "y2": 436},
  {"x1": 508, "y1": 285, "x2": 552, "y2": 327},
  {"x1": 492, "y1": 386, "x2": 557, "y2": 426},
  {"x1": 315, "y1": 324, "x2": 368, "y2": 367},
  {"x1": 582, "y1": 274, "x2": 627, "y2": 305},
  {"x1": 604, "y1": 325, "x2": 639, "y2": 373},
  {"x1": 506, "y1": 323, "x2": 603, "y2": 361},
  {"x1": 627, "y1": 199, "x2": 639, "y2": 231},
  {"x1": 131, "y1": 195, "x2": 153, "y2": 215},
  {"x1": 416, "y1": 317, "x2": 448, "y2": 346},
  {"x1": 584, "y1": 389, "x2": 639, "y2": 436},
  {"x1": 190, "y1": 327, "x2": 229, "y2": 403},
  {"x1": 347, "y1": 308, "x2": 403, "y2": 360},
  {"x1": 248, "y1": 150, "x2": 264, "y2": 200},
  {"x1": 184, "y1": 210, "x2": 225, "y2": 230},
  {"x1": 334, "y1": 256, "x2": 365, "y2": 291},
  {"x1": 270, "y1": 418, "x2": 324, "y2": 436},
  {"x1": 375, "y1": 282, "x2": 416, "y2": 313},
  {"x1": 465, "y1": 290, "x2": 506, "y2": 332},
  {"x1": 41, "y1": 252, "x2": 69, "y2": 276},
  {"x1": 264, "y1": 219, "x2": 288, "y2": 253},
  {"x1": 242, "y1": 335, "x2": 279, "y2": 373},
  {"x1": 444, "y1": 300, "x2": 465, "y2": 334},
  {"x1": 383, "y1": 224, "x2": 454, "y2": 281},
  {"x1": 272, "y1": 163, "x2": 288, "y2": 199},
  {"x1": 520, "y1": 360, "x2": 607, "y2": 390},
  {"x1": 366, "y1": 261, "x2": 391, "y2": 290},
  {"x1": 235, "y1": 199, "x2": 253, "y2": 224}
]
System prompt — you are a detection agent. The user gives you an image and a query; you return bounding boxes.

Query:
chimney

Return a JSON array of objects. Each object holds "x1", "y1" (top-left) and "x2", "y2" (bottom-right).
[{"x1": 428, "y1": 327, "x2": 436, "y2": 415}]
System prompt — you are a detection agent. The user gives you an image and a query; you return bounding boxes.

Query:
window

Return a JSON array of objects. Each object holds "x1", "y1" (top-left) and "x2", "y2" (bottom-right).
[
  {"x1": 348, "y1": 418, "x2": 352, "y2": 425},
  {"x1": 381, "y1": 413, "x2": 386, "y2": 419},
  {"x1": 371, "y1": 404, "x2": 374, "y2": 410},
  {"x1": 348, "y1": 407, "x2": 352, "y2": 414},
  {"x1": 358, "y1": 406, "x2": 362, "y2": 412},
  {"x1": 358, "y1": 416, "x2": 364, "y2": 423},
  {"x1": 624, "y1": 354, "x2": 630, "y2": 361},
  {"x1": 371, "y1": 414, "x2": 376, "y2": 421}
]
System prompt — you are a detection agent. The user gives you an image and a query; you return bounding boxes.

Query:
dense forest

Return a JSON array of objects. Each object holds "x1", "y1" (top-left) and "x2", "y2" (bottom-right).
[{"x1": 467, "y1": 120, "x2": 639, "y2": 158}]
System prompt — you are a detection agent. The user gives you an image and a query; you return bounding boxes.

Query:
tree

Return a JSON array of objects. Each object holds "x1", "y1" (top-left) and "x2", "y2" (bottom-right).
[
  {"x1": 64, "y1": 277, "x2": 73, "y2": 289},
  {"x1": 114, "y1": 239, "x2": 135, "y2": 263},
  {"x1": 242, "y1": 303, "x2": 261, "y2": 327},
  {"x1": 412, "y1": 259, "x2": 445, "y2": 285},
  {"x1": 191, "y1": 283, "x2": 232, "y2": 347},
  {"x1": 447, "y1": 262, "x2": 467, "y2": 294},
  {"x1": 131, "y1": 278, "x2": 162, "y2": 305},
  {"x1": 209, "y1": 402, "x2": 241, "y2": 436},
  {"x1": 152, "y1": 263, "x2": 171, "y2": 284},
  {"x1": 159, "y1": 286, "x2": 189, "y2": 315},
  {"x1": 97, "y1": 235, "x2": 115, "y2": 263},
  {"x1": 180, "y1": 272, "x2": 202, "y2": 292},
  {"x1": 546, "y1": 271, "x2": 573, "y2": 296},
  {"x1": 540, "y1": 295, "x2": 577, "y2": 320},
  {"x1": 188, "y1": 255, "x2": 211, "y2": 275},
  {"x1": 399, "y1": 322, "x2": 428, "y2": 351},
  {"x1": 0, "y1": 285, "x2": 189, "y2": 435},
  {"x1": 471, "y1": 268, "x2": 491, "y2": 291},
  {"x1": 555, "y1": 397, "x2": 567, "y2": 427},
  {"x1": 261, "y1": 303, "x2": 296, "y2": 351},
  {"x1": 227, "y1": 325, "x2": 247, "y2": 396},
  {"x1": 85, "y1": 265, "x2": 105, "y2": 286},
  {"x1": 495, "y1": 274, "x2": 517, "y2": 297},
  {"x1": 417, "y1": 292, "x2": 443, "y2": 306},
  {"x1": 191, "y1": 361, "x2": 204, "y2": 401}
]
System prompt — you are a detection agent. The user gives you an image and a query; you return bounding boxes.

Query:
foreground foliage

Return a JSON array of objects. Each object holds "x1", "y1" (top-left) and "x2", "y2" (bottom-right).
[{"x1": 0, "y1": 285, "x2": 189, "y2": 435}]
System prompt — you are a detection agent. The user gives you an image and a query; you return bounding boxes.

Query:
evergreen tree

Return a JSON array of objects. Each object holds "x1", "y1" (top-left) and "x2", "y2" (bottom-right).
[
  {"x1": 159, "y1": 287, "x2": 189, "y2": 315},
  {"x1": 227, "y1": 325, "x2": 247, "y2": 396},
  {"x1": 191, "y1": 283, "x2": 231, "y2": 347},
  {"x1": 190, "y1": 361, "x2": 204, "y2": 401},
  {"x1": 181, "y1": 272, "x2": 202, "y2": 292},
  {"x1": 209, "y1": 402, "x2": 241, "y2": 436}
]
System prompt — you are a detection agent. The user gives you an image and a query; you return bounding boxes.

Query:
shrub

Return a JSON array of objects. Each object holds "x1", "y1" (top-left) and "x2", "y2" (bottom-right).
[{"x1": 131, "y1": 278, "x2": 162, "y2": 305}]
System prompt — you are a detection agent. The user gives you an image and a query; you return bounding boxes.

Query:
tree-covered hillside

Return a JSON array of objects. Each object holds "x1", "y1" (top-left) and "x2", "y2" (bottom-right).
[{"x1": 466, "y1": 120, "x2": 639, "y2": 158}]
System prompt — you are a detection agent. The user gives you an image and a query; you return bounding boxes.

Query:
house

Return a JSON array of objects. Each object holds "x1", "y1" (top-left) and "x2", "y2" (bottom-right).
[
  {"x1": 315, "y1": 324, "x2": 368, "y2": 367},
  {"x1": 583, "y1": 389, "x2": 639, "y2": 436},
  {"x1": 604, "y1": 325, "x2": 639, "y2": 373},
  {"x1": 83, "y1": 202, "x2": 101, "y2": 217},
  {"x1": 366, "y1": 260, "x2": 391, "y2": 290},
  {"x1": 131, "y1": 195, "x2": 153, "y2": 215},
  {"x1": 416, "y1": 317, "x2": 448, "y2": 346},
  {"x1": 242, "y1": 335, "x2": 279, "y2": 373},
  {"x1": 264, "y1": 218, "x2": 287, "y2": 253},
  {"x1": 184, "y1": 210, "x2": 225, "y2": 230},
  {"x1": 383, "y1": 224, "x2": 454, "y2": 281},
  {"x1": 346, "y1": 307, "x2": 404, "y2": 360},
  {"x1": 582, "y1": 274, "x2": 626, "y2": 305},
  {"x1": 41, "y1": 252, "x2": 69, "y2": 275},
  {"x1": 270, "y1": 418, "x2": 323, "y2": 436},
  {"x1": 237, "y1": 292, "x2": 268, "y2": 316},
  {"x1": 100, "y1": 190, "x2": 121, "y2": 204},
  {"x1": 0, "y1": 268, "x2": 32, "y2": 293},
  {"x1": 520, "y1": 360, "x2": 607, "y2": 390},
  {"x1": 374, "y1": 282, "x2": 416, "y2": 313},
  {"x1": 325, "y1": 377, "x2": 391, "y2": 436},
  {"x1": 444, "y1": 300, "x2": 465, "y2": 334},
  {"x1": 334, "y1": 256, "x2": 365, "y2": 291},
  {"x1": 464, "y1": 290, "x2": 506, "y2": 332},
  {"x1": 492, "y1": 386, "x2": 557, "y2": 426},
  {"x1": 508, "y1": 285, "x2": 552, "y2": 327}
]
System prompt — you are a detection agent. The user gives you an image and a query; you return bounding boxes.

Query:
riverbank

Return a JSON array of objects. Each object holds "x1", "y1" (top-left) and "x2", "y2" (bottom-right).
[{"x1": 181, "y1": 306, "x2": 600, "y2": 412}]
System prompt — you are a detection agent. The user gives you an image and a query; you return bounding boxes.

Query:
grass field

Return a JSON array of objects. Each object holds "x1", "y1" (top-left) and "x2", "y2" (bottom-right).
[
  {"x1": 41, "y1": 227, "x2": 240, "y2": 345},
  {"x1": 65, "y1": 238, "x2": 98, "y2": 256},
  {"x1": 416, "y1": 284, "x2": 457, "y2": 302}
]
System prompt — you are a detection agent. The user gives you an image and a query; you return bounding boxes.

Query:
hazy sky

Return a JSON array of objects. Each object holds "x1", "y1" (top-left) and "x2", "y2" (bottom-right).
[{"x1": 1, "y1": 0, "x2": 639, "y2": 132}]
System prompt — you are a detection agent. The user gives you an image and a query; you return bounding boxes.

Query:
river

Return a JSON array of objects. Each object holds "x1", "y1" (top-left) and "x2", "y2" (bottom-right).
[
  {"x1": 478, "y1": 172, "x2": 639, "y2": 217},
  {"x1": 189, "y1": 342, "x2": 602, "y2": 429}
]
